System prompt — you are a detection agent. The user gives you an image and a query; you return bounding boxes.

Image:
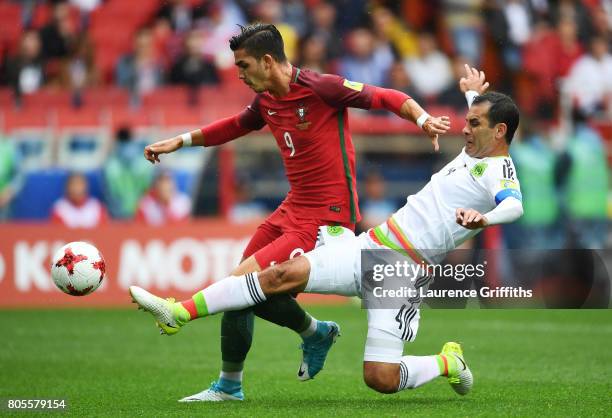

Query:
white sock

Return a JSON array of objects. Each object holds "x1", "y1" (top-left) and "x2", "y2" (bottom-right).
[
  {"x1": 299, "y1": 315, "x2": 318, "y2": 338},
  {"x1": 219, "y1": 370, "x2": 243, "y2": 382},
  {"x1": 398, "y1": 355, "x2": 441, "y2": 391},
  {"x1": 202, "y1": 272, "x2": 266, "y2": 315}
]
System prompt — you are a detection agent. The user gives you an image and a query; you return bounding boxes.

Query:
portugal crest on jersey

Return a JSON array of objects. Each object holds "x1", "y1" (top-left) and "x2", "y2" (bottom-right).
[{"x1": 296, "y1": 103, "x2": 311, "y2": 130}]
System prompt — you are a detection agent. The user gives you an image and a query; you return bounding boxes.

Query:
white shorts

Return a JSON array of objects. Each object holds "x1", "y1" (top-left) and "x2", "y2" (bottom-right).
[{"x1": 303, "y1": 232, "x2": 425, "y2": 363}]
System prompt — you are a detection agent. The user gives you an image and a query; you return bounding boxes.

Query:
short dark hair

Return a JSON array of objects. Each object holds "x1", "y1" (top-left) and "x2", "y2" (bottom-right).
[
  {"x1": 229, "y1": 23, "x2": 287, "y2": 62},
  {"x1": 473, "y1": 92, "x2": 520, "y2": 144}
]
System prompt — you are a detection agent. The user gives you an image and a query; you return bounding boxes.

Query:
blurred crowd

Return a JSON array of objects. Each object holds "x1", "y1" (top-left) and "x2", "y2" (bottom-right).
[
  {"x1": 0, "y1": 0, "x2": 610, "y2": 249},
  {"x1": 0, "y1": 0, "x2": 610, "y2": 115}
]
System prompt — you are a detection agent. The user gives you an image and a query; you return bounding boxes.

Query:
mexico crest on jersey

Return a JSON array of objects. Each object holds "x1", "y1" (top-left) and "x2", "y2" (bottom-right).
[
  {"x1": 296, "y1": 103, "x2": 311, "y2": 130},
  {"x1": 470, "y1": 162, "x2": 488, "y2": 177}
]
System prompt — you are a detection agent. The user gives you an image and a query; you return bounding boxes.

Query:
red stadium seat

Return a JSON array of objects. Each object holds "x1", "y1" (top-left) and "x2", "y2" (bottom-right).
[
  {"x1": 110, "y1": 105, "x2": 159, "y2": 131},
  {"x1": 0, "y1": 2, "x2": 22, "y2": 53},
  {"x1": 90, "y1": 26, "x2": 136, "y2": 82},
  {"x1": 198, "y1": 86, "x2": 252, "y2": 119},
  {"x1": 94, "y1": 47, "x2": 126, "y2": 83},
  {"x1": 89, "y1": 7, "x2": 155, "y2": 33},
  {"x1": 102, "y1": 0, "x2": 158, "y2": 15},
  {"x1": 1, "y1": 108, "x2": 50, "y2": 132},
  {"x1": 141, "y1": 86, "x2": 193, "y2": 109},
  {"x1": 20, "y1": 89, "x2": 74, "y2": 110},
  {"x1": 83, "y1": 87, "x2": 130, "y2": 107},
  {"x1": 0, "y1": 88, "x2": 16, "y2": 109},
  {"x1": 55, "y1": 107, "x2": 105, "y2": 128},
  {"x1": 160, "y1": 105, "x2": 205, "y2": 127},
  {"x1": 30, "y1": 3, "x2": 51, "y2": 29},
  {"x1": 0, "y1": 3, "x2": 21, "y2": 26}
]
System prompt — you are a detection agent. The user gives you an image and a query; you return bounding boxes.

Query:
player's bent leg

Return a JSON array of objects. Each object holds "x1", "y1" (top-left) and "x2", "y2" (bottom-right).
[
  {"x1": 129, "y1": 271, "x2": 267, "y2": 336},
  {"x1": 363, "y1": 362, "x2": 400, "y2": 394},
  {"x1": 363, "y1": 355, "x2": 445, "y2": 394},
  {"x1": 364, "y1": 308, "x2": 450, "y2": 394},
  {"x1": 130, "y1": 263, "x2": 308, "y2": 336},
  {"x1": 362, "y1": 310, "x2": 473, "y2": 395}
]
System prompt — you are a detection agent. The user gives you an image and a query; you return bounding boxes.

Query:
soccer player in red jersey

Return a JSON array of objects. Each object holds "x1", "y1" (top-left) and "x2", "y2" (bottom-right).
[{"x1": 142, "y1": 23, "x2": 450, "y2": 401}]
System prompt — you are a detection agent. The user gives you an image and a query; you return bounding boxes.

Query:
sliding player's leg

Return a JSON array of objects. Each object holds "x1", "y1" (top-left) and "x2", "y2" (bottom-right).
[
  {"x1": 128, "y1": 255, "x2": 315, "y2": 337},
  {"x1": 362, "y1": 305, "x2": 473, "y2": 395},
  {"x1": 292, "y1": 232, "x2": 474, "y2": 396}
]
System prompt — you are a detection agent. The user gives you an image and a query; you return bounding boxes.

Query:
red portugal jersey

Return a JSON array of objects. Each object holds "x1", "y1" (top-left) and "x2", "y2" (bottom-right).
[{"x1": 237, "y1": 67, "x2": 376, "y2": 224}]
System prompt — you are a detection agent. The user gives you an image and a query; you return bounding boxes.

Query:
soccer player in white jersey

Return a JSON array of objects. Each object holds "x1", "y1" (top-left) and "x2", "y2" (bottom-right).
[{"x1": 130, "y1": 66, "x2": 523, "y2": 396}]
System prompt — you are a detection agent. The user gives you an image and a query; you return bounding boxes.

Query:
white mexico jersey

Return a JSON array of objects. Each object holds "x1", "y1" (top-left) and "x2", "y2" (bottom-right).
[{"x1": 372, "y1": 148, "x2": 522, "y2": 264}]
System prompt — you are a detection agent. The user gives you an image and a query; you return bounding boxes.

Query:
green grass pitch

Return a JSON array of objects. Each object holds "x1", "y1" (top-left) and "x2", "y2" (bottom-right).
[{"x1": 1, "y1": 306, "x2": 610, "y2": 417}]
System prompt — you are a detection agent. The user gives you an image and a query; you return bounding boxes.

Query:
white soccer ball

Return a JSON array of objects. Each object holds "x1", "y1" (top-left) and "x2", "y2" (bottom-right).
[{"x1": 51, "y1": 241, "x2": 106, "y2": 296}]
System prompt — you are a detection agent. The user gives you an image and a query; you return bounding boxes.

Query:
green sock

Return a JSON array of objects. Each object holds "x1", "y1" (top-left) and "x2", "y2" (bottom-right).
[
  {"x1": 435, "y1": 354, "x2": 450, "y2": 376},
  {"x1": 178, "y1": 291, "x2": 208, "y2": 322}
]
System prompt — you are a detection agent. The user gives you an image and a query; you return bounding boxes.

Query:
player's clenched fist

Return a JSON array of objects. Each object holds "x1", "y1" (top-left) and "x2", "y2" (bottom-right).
[
  {"x1": 422, "y1": 115, "x2": 451, "y2": 152},
  {"x1": 455, "y1": 208, "x2": 489, "y2": 229},
  {"x1": 144, "y1": 137, "x2": 182, "y2": 164}
]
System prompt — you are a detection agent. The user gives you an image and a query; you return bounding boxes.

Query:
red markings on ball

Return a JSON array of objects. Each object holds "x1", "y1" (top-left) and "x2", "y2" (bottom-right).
[
  {"x1": 54, "y1": 247, "x2": 88, "y2": 275},
  {"x1": 93, "y1": 257, "x2": 106, "y2": 283},
  {"x1": 66, "y1": 283, "x2": 94, "y2": 296}
]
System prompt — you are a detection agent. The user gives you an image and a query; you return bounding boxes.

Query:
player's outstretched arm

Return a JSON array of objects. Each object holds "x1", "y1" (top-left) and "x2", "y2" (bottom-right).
[
  {"x1": 144, "y1": 110, "x2": 260, "y2": 164},
  {"x1": 144, "y1": 129, "x2": 205, "y2": 164}
]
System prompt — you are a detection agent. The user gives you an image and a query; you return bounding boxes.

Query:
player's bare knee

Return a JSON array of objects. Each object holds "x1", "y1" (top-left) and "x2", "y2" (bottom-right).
[
  {"x1": 363, "y1": 363, "x2": 399, "y2": 394},
  {"x1": 261, "y1": 257, "x2": 310, "y2": 293},
  {"x1": 258, "y1": 265, "x2": 286, "y2": 293}
]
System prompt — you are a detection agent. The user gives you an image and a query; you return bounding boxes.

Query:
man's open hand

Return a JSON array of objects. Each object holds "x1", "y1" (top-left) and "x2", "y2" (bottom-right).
[{"x1": 459, "y1": 64, "x2": 489, "y2": 94}]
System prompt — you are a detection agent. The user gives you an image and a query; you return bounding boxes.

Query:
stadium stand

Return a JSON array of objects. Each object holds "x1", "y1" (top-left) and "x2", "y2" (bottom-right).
[{"x1": 0, "y1": 0, "x2": 609, "y2": 230}]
